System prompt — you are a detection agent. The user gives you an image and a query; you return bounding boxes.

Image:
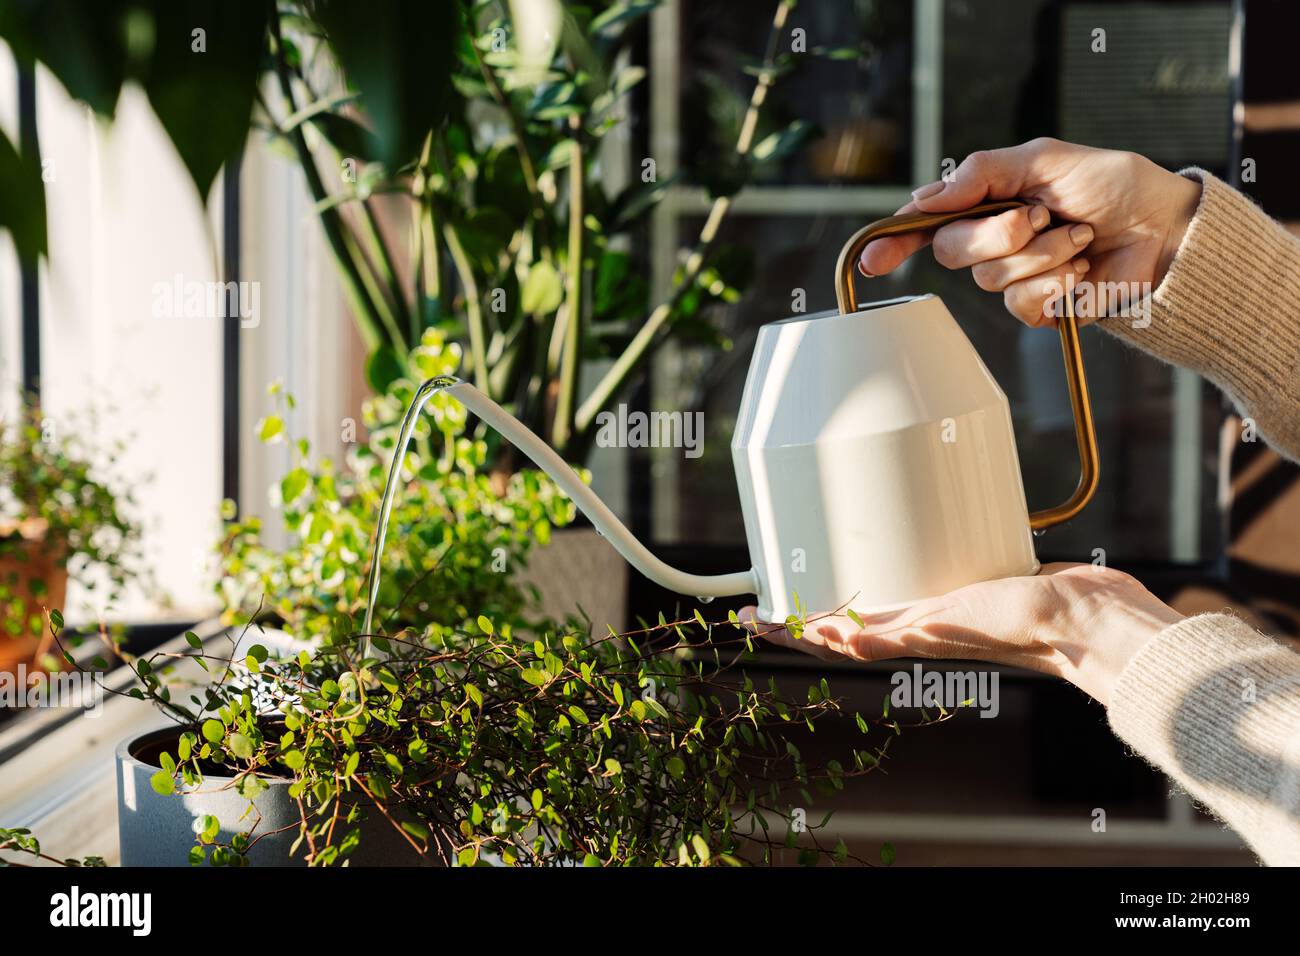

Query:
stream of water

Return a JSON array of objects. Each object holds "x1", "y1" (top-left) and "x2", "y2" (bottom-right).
[
  {"x1": 358, "y1": 376, "x2": 459, "y2": 660},
  {"x1": 359, "y1": 375, "x2": 755, "y2": 661}
]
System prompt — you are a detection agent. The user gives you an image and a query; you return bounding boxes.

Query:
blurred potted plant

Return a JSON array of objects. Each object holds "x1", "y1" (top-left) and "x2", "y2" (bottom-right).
[
  {"x1": 217, "y1": 333, "x2": 577, "y2": 640},
  {"x1": 0, "y1": 0, "x2": 839, "y2": 625},
  {"x1": 255, "y1": 0, "x2": 819, "y2": 625},
  {"x1": 0, "y1": 0, "x2": 819, "y2": 457},
  {"x1": 260, "y1": 0, "x2": 810, "y2": 457},
  {"x1": 0, "y1": 402, "x2": 145, "y2": 673}
]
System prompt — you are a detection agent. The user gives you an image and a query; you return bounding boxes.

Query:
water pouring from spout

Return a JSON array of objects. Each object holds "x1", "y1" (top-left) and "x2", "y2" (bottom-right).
[{"x1": 359, "y1": 377, "x2": 758, "y2": 659}]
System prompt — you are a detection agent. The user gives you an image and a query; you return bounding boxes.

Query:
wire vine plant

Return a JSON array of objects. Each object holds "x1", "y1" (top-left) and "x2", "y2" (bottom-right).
[{"x1": 7, "y1": 606, "x2": 952, "y2": 868}]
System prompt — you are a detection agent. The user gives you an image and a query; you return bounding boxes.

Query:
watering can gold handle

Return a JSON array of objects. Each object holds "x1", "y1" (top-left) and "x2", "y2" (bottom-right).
[{"x1": 834, "y1": 200, "x2": 1099, "y2": 530}]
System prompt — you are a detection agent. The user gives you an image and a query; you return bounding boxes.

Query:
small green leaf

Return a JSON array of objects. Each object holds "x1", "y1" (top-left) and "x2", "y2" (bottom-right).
[
  {"x1": 691, "y1": 834, "x2": 711, "y2": 863},
  {"x1": 257, "y1": 415, "x2": 285, "y2": 443},
  {"x1": 365, "y1": 344, "x2": 405, "y2": 393},
  {"x1": 401, "y1": 820, "x2": 430, "y2": 842},
  {"x1": 477, "y1": 615, "x2": 493, "y2": 635},
  {"x1": 521, "y1": 260, "x2": 563, "y2": 314},
  {"x1": 150, "y1": 771, "x2": 174, "y2": 796},
  {"x1": 280, "y1": 467, "x2": 310, "y2": 504},
  {"x1": 201, "y1": 719, "x2": 225, "y2": 743},
  {"x1": 228, "y1": 733, "x2": 254, "y2": 760},
  {"x1": 880, "y1": 841, "x2": 897, "y2": 866}
]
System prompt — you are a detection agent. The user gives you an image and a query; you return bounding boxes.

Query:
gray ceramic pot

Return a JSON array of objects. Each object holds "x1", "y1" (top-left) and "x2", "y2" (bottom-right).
[{"x1": 116, "y1": 726, "x2": 427, "y2": 867}]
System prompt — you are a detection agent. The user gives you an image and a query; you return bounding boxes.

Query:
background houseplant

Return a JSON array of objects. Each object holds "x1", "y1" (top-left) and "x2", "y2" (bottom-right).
[
  {"x1": 0, "y1": 401, "x2": 146, "y2": 672},
  {"x1": 260, "y1": 0, "x2": 813, "y2": 466},
  {"x1": 0, "y1": 0, "x2": 824, "y2": 466},
  {"x1": 0, "y1": 0, "x2": 826, "y2": 633},
  {"x1": 219, "y1": 333, "x2": 577, "y2": 641}
]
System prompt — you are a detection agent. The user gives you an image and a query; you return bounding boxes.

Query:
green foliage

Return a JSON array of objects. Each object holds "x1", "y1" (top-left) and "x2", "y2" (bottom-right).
[
  {"x1": 0, "y1": 827, "x2": 106, "y2": 868},
  {"x1": 0, "y1": 126, "x2": 46, "y2": 261},
  {"x1": 0, "y1": 400, "x2": 147, "y2": 641},
  {"x1": 217, "y1": 332, "x2": 576, "y2": 641},
  {"x1": 0, "y1": 1, "x2": 833, "y2": 464},
  {"x1": 262, "y1": 0, "x2": 804, "y2": 461},
  {"x1": 0, "y1": 0, "x2": 273, "y2": 223},
  {"x1": 311, "y1": 0, "x2": 458, "y2": 170},
  {"x1": 9, "y1": 495, "x2": 949, "y2": 867},
  {"x1": 105, "y1": 604, "x2": 915, "y2": 867}
]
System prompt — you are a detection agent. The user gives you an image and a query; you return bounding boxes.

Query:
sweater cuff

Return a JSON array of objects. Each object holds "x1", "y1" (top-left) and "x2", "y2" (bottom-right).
[
  {"x1": 1108, "y1": 612, "x2": 1300, "y2": 865},
  {"x1": 1101, "y1": 170, "x2": 1300, "y2": 457}
]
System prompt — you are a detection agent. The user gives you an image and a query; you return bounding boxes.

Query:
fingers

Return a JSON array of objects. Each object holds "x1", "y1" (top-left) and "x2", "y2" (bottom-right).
[
  {"x1": 739, "y1": 605, "x2": 949, "y2": 665},
  {"x1": 1001, "y1": 257, "x2": 1092, "y2": 328},
  {"x1": 738, "y1": 607, "x2": 850, "y2": 662},
  {"x1": 968, "y1": 222, "x2": 1094, "y2": 292},
  {"x1": 859, "y1": 199, "x2": 926, "y2": 277},
  {"x1": 859, "y1": 232, "x2": 931, "y2": 277},
  {"x1": 909, "y1": 138, "x2": 1063, "y2": 212},
  {"x1": 931, "y1": 204, "x2": 1050, "y2": 270},
  {"x1": 857, "y1": 138, "x2": 1075, "y2": 279}
]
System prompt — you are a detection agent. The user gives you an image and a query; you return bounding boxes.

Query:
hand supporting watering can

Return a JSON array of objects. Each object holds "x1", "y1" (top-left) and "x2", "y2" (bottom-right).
[{"x1": 746, "y1": 137, "x2": 1203, "y2": 707}]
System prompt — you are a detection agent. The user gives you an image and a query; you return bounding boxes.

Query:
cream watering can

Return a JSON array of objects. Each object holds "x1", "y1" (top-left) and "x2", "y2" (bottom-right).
[{"x1": 376, "y1": 202, "x2": 1099, "y2": 628}]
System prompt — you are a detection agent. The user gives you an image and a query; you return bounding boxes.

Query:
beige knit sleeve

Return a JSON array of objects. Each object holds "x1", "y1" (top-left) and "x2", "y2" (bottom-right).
[
  {"x1": 1101, "y1": 170, "x2": 1300, "y2": 462},
  {"x1": 1108, "y1": 612, "x2": 1300, "y2": 865}
]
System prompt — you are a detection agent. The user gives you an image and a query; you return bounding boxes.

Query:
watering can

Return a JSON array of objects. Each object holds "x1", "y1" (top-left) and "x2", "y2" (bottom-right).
[{"x1": 392, "y1": 202, "x2": 1099, "y2": 625}]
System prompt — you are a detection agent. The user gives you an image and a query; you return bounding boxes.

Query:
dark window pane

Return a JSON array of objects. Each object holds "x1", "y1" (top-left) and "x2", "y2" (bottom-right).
[{"x1": 678, "y1": 1, "x2": 915, "y2": 186}]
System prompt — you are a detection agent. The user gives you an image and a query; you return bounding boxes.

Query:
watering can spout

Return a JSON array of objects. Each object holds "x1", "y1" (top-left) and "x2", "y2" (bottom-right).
[{"x1": 445, "y1": 381, "x2": 759, "y2": 600}]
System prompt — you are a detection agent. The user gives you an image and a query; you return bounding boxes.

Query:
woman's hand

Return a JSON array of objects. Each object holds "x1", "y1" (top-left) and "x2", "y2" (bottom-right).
[
  {"x1": 860, "y1": 138, "x2": 1202, "y2": 327},
  {"x1": 741, "y1": 563, "x2": 1184, "y2": 707}
]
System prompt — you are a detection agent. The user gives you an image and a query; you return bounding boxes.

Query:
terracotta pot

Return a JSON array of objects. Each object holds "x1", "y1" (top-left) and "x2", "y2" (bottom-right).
[{"x1": 0, "y1": 536, "x2": 69, "y2": 673}]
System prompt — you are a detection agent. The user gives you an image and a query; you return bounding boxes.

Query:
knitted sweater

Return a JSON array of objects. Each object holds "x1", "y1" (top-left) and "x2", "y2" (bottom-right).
[{"x1": 1101, "y1": 170, "x2": 1300, "y2": 866}]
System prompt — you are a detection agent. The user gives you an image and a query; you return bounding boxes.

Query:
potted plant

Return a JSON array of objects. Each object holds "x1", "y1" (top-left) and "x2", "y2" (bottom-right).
[
  {"x1": 81, "y1": 600, "x2": 936, "y2": 867},
  {"x1": 0, "y1": 401, "x2": 145, "y2": 675}
]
